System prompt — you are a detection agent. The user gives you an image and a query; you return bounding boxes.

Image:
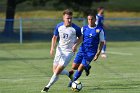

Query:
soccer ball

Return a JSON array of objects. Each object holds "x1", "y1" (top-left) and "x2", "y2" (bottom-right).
[{"x1": 71, "y1": 80, "x2": 82, "y2": 92}]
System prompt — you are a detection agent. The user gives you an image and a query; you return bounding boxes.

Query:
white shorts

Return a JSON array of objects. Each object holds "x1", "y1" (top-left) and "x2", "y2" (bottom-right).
[{"x1": 53, "y1": 47, "x2": 74, "y2": 67}]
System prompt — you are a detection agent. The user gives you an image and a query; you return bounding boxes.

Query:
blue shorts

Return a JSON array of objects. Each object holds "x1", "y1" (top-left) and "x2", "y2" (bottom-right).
[{"x1": 74, "y1": 50, "x2": 96, "y2": 68}]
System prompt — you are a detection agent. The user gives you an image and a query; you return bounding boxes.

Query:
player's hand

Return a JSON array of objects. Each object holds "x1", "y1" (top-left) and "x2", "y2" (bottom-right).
[
  {"x1": 50, "y1": 49, "x2": 54, "y2": 57},
  {"x1": 93, "y1": 53, "x2": 100, "y2": 61},
  {"x1": 72, "y1": 45, "x2": 77, "y2": 52}
]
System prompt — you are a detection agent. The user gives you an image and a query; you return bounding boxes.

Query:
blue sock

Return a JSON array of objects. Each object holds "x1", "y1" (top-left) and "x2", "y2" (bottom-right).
[{"x1": 73, "y1": 70, "x2": 82, "y2": 81}]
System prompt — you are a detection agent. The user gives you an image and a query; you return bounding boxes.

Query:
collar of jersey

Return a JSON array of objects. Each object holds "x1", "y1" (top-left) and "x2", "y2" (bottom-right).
[{"x1": 88, "y1": 25, "x2": 96, "y2": 29}]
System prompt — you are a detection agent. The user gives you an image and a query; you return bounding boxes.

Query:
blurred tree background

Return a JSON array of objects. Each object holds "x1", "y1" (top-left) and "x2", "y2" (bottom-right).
[
  {"x1": 0, "y1": 0, "x2": 140, "y2": 35},
  {"x1": 2, "y1": 0, "x2": 108, "y2": 34}
]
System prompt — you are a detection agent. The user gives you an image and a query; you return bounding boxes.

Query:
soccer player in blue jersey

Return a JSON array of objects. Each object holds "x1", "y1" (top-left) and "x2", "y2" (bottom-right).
[
  {"x1": 41, "y1": 9, "x2": 82, "y2": 92},
  {"x1": 68, "y1": 13, "x2": 104, "y2": 87},
  {"x1": 95, "y1": 7, "x2": 107, "y2": 58}
]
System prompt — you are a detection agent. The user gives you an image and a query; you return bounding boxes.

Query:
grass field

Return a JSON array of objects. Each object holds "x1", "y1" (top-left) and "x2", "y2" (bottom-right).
[{"x1": 0, "y1": 42, "x2": 140, "y2": 93}]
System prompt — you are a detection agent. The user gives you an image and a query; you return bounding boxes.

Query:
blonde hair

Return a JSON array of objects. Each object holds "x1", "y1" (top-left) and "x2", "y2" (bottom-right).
[{"x1": 63, "y1": 9, "x2": 73, "y2": 16}]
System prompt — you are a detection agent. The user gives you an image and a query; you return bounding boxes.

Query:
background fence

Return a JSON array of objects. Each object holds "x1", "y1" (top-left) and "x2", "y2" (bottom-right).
[{"x1": 0, "y1": 18, "x2": 140, "y2": 43}]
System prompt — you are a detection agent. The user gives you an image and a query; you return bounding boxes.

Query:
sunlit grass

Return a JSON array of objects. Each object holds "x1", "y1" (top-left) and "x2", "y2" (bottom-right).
[{"x1": 0, "y1": 42, "x2": 140, "y2": 93}]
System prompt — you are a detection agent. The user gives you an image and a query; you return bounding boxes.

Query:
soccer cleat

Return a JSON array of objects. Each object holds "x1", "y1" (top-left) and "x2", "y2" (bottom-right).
[
  {"x1": 84, "y1": 65, "x2": 91, "y2": 76},
  {"x1": 68, "y1": 70, "x2": 74, "y2": 80},
  {"x1": 41, "y1": 87, "x2": 49, "y2": 92}
]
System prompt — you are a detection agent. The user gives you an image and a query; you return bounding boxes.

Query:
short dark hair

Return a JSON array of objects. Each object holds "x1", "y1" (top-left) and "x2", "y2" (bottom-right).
[
  {"x1": 87, "y1": 13, "x2": 96, "y2": 19},
  {"x1": 97, "y1": 7, "x2": 104, "y2": 12},
  {"x1": 63, "y1": 9, "x2": 73, "y2": 16}
]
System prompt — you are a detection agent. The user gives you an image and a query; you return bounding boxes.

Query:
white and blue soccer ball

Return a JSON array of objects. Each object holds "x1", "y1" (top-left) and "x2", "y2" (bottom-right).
[{"x1": 71, "y1": 80, "x2": 82, "y2": 92}]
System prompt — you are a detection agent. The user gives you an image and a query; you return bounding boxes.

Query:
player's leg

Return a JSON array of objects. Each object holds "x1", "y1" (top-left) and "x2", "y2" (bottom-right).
[
  {"x1": 41, "y1": 61, "x2": 60, "y2": 92},
  {"x1": 52, "y1": 51, "x2": 74, "y2": 79},
  {"x1": 68, "y1": 64, "x2": 84, "y2": 87},
  {"x1": 68, "y1": 51, "x2": 83, "y2": 87},
  {"x1": 68, "y1": 58, "x2": 88, "y2": 87},
  {"x1": 41, "y1": 50, "x2": 61, "y2": 92},
  {"x1": 73, "y1": 64, "x2": 84, "y2": 81},
  {"x1": 101, "y1": 40, "x2": 107, "y2": 58},
  {"x1": 71, "y1": 50, "x2": 83, "y2": 70},
  {"x1": 101, "y1": 30, "x2": 107, "y2": 58},
  {"x1": 69, "y1": 50, "x2": 83, "y2": 79},
  {"x1": 41, "y1": 65, "x2": 64, "y2": 92},
  {"x1": 84, "y1": 53, "x2": 95, "y2": 76},
  {"x1": 67, "y1": 62, "x2": 80, "y2": 80},
  {"x1": 72, "y1": 62, "x2": 80, "y2": 70},
  {"x1": 59, "y1": 52, "x2": 74, "y2": 79},
  {"x1": 84, "y1": 64, "x2": 91, "y2": 76},
  {"x1": 73, "y1": 56, "x2": 91, "y2": 82},
  {"x1": 41, "y1": 64, "x2": 59, "y2": 92}
]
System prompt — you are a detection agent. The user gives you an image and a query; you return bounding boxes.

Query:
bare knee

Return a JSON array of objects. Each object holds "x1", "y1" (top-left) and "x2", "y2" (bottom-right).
[
  {"x1": 72, "y1": 62, "x2": 80, "y2": 70},
  {"x1": 54, "y1": 65, "x2": 65, "y2": 75},
  {"x1": 78, "y1": 64, "x2": 84, "y2": 72}
]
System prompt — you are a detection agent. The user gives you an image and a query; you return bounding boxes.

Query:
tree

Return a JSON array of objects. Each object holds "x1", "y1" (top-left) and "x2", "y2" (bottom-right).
[
  {"x1": 4, "y1": 0, "x2": 27, "y2": 35},
  {"x1": 4, "y1": 0, "x2": 50, "y2": 35},
  {"x1": 4, "y1": 0, "x2": 16, "y2": 35},
  {"x1": 53, "y1": 0, "x2": 108, "y2": 17},
  {"x1": 4, "y1": 0, "x2": 108, "y2": 35}
]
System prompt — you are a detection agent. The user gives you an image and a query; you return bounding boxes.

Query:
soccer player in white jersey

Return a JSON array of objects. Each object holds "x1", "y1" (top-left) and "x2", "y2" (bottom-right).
[
  {"x1": 95, "y1": 7, "x2": 107, "y2": 58},
  {"x1": 41, "y1": 9, "x2": 82, "y2": 92}
]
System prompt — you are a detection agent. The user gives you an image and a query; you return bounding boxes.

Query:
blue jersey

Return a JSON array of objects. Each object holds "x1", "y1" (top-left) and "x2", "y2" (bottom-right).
[
  {"x1": 80, "y1": 25, "x2": 103, "y2": 53},
  {"x1": 74, "y1": 25, "x2": 104, "y2": 66},
  {"x1": 95, "y1": 14, "x2": 104, "y2": 28},
  {"x1": 53, "y1": 22, "x2": 82, "y2": 52}
]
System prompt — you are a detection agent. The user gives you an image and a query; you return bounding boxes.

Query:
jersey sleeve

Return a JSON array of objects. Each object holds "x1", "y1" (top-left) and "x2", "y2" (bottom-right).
[
  {"x1": 95, "y1": 15, "x2": 99, "y2": 25},
  {"x1": 81, "y1": 27, "x2": 84, "y2": 34},
  {"x1": 76, "y1": 26, "x2": 82, "y2": 38},
  {"x1": 71, "y1": 23, "x2": 82, "y2": 38},
  {"x1": 99, "y1": 30, "x2": 105, "y2": 42},
  {"x1": 53, "y1": 23, "x2": 60, "y2": 36},
  {"x1": 53, "y1": 22, "x2": 64, "y2": 36}
]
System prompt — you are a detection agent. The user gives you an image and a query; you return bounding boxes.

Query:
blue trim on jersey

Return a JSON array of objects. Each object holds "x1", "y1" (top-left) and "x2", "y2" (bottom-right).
[
  {"x1": 96, "y1": 14, "x2": 104, "y2": 28},
  {"x1": 53, "y1": 22, "x2": 64, "y2": 36},
  {"x1": 53, "y1": 22, "x2": 81, "y2": 37},
  {"x1": 71, "y1": 23, "x2": 82, "y2": 38}
]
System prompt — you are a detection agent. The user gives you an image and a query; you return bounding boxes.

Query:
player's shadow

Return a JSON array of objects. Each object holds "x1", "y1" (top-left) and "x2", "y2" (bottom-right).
[
  {"x1": 0, "y1": 57, "x2": 51, "y2": 61},
  {"x1": 84, "y1": 82, "x2": 139, "y2": 91}
]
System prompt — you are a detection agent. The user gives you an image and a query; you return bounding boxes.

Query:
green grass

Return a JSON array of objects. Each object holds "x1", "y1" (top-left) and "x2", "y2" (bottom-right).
[{"x1": 0, "y1": 42, "x2": 140, "y2": 93}]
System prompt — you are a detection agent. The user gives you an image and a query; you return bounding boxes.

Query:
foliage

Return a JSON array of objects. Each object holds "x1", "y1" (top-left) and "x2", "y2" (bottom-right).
[{"x1": 53, "y1": 0, "x2": 108, "y2": 17}]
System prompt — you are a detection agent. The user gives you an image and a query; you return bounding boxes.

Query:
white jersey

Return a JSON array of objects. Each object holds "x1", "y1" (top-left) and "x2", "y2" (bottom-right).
[{"x1": 54, "y1": 22, "x2": 82, "y2": 52}]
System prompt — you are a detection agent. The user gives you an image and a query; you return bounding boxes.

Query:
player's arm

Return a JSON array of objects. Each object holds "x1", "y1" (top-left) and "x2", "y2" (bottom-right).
[
  {"x1": 50, "y1": 25, "x2": 59, "y2": 56},
  {"x1": 94, "y1": 30, "x2": 104, "y2": 61},
  {"x1": 72, "y1": 35, "x2": 82, "y2": 52},
  {"x1": 72, "y1": 27, "x2": 83, "y2": 52},
  {"x1": 50, "y1": 35, "x2": 57, "y2": 57}
]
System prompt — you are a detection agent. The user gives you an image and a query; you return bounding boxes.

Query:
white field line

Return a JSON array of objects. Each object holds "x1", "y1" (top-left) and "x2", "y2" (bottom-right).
[{"x1": 107, "y1": 51, "x2": 133, "y2": 56}]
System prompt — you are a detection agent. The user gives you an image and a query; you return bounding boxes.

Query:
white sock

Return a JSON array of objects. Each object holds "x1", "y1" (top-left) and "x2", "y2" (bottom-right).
[
  {"x1": 60, "y1": 69, "x2": 69, "y2": 76},
  {"x1": 101, "y1": 50, "x2": 105, "y2": 54},
  {"x1": 46, "y1": 73, "x2": 59, "y2": 88}
]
